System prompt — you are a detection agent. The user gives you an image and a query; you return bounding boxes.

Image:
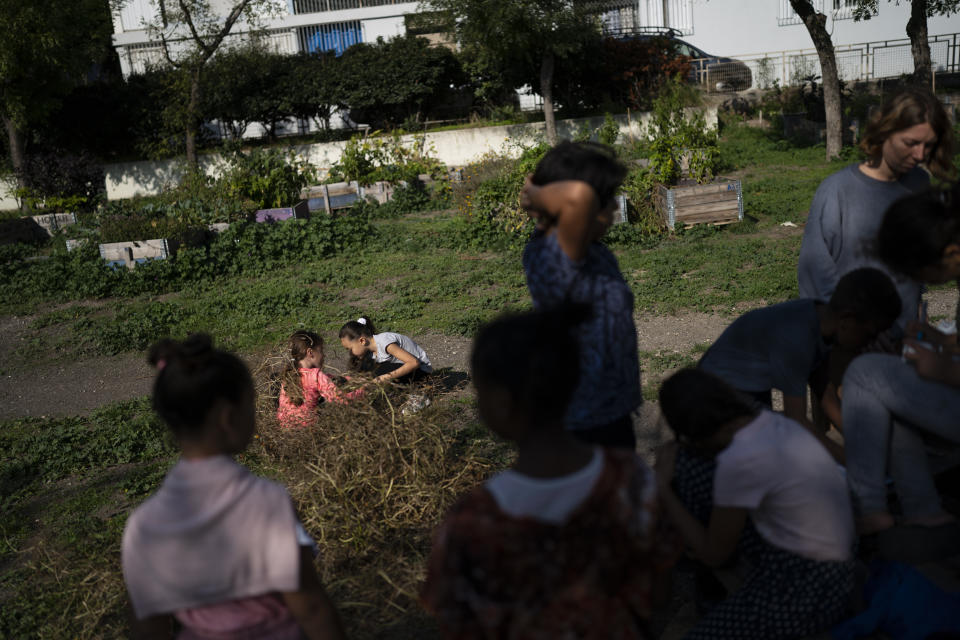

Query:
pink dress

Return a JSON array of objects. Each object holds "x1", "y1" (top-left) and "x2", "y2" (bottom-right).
[
  {"x1": 277, "y1": 368, "x2": 364, "y2": 428},
  {"x1": 176, "y1": 593, "x2": 302, "y2": 639}
]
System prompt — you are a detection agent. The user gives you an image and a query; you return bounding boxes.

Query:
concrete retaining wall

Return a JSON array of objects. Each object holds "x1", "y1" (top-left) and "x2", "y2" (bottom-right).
[{"x1": 1, "y1": 109, "x2": 718, "y2": 204}]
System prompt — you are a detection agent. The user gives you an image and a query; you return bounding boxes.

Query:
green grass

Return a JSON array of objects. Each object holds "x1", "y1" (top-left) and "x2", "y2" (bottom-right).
[{"x1": 0, "y1": 120, "x2": 855, "y2": 637}]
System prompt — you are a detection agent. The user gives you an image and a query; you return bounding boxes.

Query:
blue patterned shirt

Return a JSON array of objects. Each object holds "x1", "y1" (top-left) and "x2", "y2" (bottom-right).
[{"x1": 523, "y1": 230, "x2": 642, "y2": 430}]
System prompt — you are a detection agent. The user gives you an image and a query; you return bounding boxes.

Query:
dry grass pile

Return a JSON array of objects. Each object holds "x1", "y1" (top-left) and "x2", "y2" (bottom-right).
[{"x1": 251, "y1": 355, "x2": 511, "y2": 637}]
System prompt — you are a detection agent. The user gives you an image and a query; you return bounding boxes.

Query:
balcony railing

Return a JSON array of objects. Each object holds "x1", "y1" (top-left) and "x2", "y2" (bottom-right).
[{"x1": 291, "y1": 0, "x2": 406, "y2": 15}]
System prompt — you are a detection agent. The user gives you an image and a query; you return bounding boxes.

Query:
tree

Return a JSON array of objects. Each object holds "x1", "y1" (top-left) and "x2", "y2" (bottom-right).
[
  {"x1": 425, "y1": 0, "x2": 602, "y2": 145},
  {"x1": 122, "y1": 0, "x2": 280, "y2": 165},
  {"x1": 286, "y1": 52, "x2": 343, "y2": 133},
  {"x1": 0, "y1": 0, "x2": 113, "y2": 206},
  {"x1": 854, "y1": 0, "x2": 960, "y2": 87},
  {"x1": 790, "y1": 0, "x2": 843, "y2": 159},
  {"x1": 336, "y1": 35, "x2": 465, "y2": 129}
]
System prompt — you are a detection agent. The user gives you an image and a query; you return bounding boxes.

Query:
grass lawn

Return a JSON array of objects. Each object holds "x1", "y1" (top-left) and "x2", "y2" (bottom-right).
[{"x1": 0, "y1": 123, "x2": 852, "y2": 638}]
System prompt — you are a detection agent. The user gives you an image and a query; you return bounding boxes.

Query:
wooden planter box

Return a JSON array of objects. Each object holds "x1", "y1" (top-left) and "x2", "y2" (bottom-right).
[
  {"x1": 656, "y1": 178, "x2": 743, "y2": 229},
  {"x1": 254, "y1": 200, "x2": 309, "y2": 223},
  {"x1": 302, "y1": 181, "x2": 398, "y2": 213},
  {"x1": 99, "y1": 238, "x2": 176, "y2": 270},
  {"x1": 31, "y1": 212, "x2": 78, "y2": 236}
]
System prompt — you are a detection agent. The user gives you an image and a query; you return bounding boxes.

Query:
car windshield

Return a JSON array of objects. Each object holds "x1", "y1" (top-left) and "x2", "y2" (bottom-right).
[{"x1": 675, "y1": 41, "x2": 704, "y2": 58}]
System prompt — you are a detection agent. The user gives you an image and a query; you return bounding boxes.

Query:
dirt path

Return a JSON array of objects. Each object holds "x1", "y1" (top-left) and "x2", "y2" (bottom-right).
[{"x1": 1, "y1": 288, "x2": 956, "y2": 427}]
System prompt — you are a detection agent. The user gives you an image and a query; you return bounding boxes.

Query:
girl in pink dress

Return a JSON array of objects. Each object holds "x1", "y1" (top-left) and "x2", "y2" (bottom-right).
[
  {"x1": 122, "y1": 334, "x2": 346, "y2": 639},
  {"x1": 277, "y1": 330, "x2": 364, "y2": 428}
]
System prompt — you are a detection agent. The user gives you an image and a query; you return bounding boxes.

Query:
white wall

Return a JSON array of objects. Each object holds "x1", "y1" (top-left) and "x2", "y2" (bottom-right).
[
  {"x1": 102, "y1": 109, "x2": 719, "y2": 201},
  {"x1": 361, "y1": 16, "x2": 405, "y2": 42},
  {"x1": 684, "y1": 1, "x2": 959, "y2": 57}
]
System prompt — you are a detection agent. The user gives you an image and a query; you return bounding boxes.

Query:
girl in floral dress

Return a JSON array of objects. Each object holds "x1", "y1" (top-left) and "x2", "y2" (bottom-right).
[{"x1": 421, "y1": 306, "x2": 678, "y2": 639}]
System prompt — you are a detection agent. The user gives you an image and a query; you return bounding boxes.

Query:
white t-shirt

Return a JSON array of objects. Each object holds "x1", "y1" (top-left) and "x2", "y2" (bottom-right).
[
  {"x1": 373, "y1": 332, "x2": 432, "y2": 372},
  {"x1": 714, "y1": 411, "x2": 854, "y2": 562},
  {"x1": 485, "y1": 447, "x2": 605, "y2": 525}
]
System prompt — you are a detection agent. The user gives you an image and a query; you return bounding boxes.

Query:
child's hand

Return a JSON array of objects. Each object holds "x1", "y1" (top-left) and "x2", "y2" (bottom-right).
[
  {"x1": 519, "y1": 176, "x2": 551, "y2": 230},
  {"x1": 905, "y1": 321, "x2": 957, "y2": 347},
  {"x1": 903, "y1": 338, "x2": 958, "y2": 383}
]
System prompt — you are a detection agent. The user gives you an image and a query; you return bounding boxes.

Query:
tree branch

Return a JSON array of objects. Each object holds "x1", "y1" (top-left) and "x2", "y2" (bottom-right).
[{"x1": 177, "y1": 0, "x2": 214, "y2": 59}]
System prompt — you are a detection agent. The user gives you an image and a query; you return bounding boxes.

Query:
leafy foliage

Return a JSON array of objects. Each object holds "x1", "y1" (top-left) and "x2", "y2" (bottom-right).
[
  {"x1": 336, "y1": 35, "x2": 468, "y2": 129},
  {"x1": 646, "y1": 78, "x2": 719, "y2": 185},
  {"x1": 14, "y1": 151, "x2": 106, "y2": 212},
  {"x1": 328, "y1": 132, "x2": 446, "y2": 185}
]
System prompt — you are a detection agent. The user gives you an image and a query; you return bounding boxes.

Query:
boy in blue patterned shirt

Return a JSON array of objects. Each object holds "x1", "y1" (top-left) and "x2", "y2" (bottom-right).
[{"x1": 520, "y1": 141, "x2": 642, "y2": 449}]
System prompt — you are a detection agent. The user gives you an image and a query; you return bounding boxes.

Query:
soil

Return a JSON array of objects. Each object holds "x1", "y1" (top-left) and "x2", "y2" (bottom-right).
[{"x1": 1, "y1": 287, "x2": 957, "y2": 446}]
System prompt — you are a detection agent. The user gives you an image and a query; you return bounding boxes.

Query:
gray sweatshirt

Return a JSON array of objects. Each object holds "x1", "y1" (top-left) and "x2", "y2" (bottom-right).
[{"x1": 797, "y1": 163, "x2": 929, "y2": 330}]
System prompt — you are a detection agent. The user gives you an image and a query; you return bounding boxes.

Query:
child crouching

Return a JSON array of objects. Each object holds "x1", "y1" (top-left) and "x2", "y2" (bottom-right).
[
  {"x1": 277, "y1": 330, "x2": 364, "y2": 428},
  {"x1": 656, "y1": 368, "x2": 855, "y2": 640},
  {"x1": 421, "y1": 306, "x2": 677, "y2": 638}
]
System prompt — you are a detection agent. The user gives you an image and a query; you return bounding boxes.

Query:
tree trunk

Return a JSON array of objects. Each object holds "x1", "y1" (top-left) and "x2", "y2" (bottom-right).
[
  {"x1": 540, "y1": 51, "x2": 557, "y2": 146},
  {"x1": 3, "y1": 115, "x2": 28, "y2": 211},
  {"x1": 907, "y1": 0, "x2": 932, "y2": 87},
  {"x1": 185, "y1": 68, "x2": 202, "y2": 167},
  {"x1": 790, "y1": 0, "x2": 843, "y2": 160}
]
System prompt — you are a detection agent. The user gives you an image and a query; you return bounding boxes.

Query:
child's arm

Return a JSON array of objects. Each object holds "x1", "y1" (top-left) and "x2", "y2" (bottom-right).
[
  {"x1": 316, "y1": 370, "x2": 364, "y2": 404},
  {"x1": 782, "y1": 394, "x2": 845, "y2": 463},
  {"x1": 520, "y1": 177, "x2": 601, "y2": 262},
  {"x1": 129, "y1": 612, "x2": 175, "y2": 639},
  {"x1": 282, "y1": 547, "x2": 346, "y2": 640},
  {"x1": 654, "y1": 443, "x2": 747, "y2": 568},
  {"x1": 378, "y1": 343, "x2": 420, "y2": 382}
]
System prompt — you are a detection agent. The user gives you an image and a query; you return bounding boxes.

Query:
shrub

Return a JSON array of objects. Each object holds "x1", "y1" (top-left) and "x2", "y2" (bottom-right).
[
  {"x1": 328, "y1": 131, "x2": 446, "y2": 186},
  {"x1": 452, "y1": 142, "x2": 549, "y2": 250},
  {"x1": 219, "y1": 145, "x2": 316, "y2": 209},
  {"x1": 14, "y1": 151, "x2": 106, "y2": 213},
  {"x1": 0, "y1": 212, "x2": 374, "y2": 307},
  {"x1": 647, "y1": 77, "x2": 719, "y2": 185}
]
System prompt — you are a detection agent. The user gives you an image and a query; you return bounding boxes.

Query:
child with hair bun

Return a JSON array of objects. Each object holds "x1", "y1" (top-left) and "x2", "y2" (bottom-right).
[
  {"x1": 338, "y1": 316, "x2": 432, "y2": 383},
  {"x1": 122, "y1": 334, "x2": 345, "y2": 640},
  {"x1": 421, "y1": 306, "x2": 677, "y2": 638},
  {"x1": 277, "y1": 329, "x2": 364, "y2": 428}
]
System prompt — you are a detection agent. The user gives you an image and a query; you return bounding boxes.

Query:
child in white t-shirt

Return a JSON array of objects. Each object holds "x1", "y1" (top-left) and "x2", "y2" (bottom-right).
[
  {"x1": 655, "y1": 368, "x2": 855, "y2": 640},
  {"x1": 338, "y1": 316, "x2": 432, "y2": 383}
]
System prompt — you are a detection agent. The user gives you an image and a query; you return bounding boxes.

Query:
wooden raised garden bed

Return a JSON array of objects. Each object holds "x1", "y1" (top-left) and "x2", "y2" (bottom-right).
[
  {"x1": 656, "y1": 178, "x2": 743, "y2": 229},
  {"x1": 301, "y1": 181, "x2": 396, "y2": 213},
  {"x1": 31, "y1": 212, "x2": 78, "y2": 236},
  {"x1": 99, "y1": 238, "x2": 176, "y2": 270}
]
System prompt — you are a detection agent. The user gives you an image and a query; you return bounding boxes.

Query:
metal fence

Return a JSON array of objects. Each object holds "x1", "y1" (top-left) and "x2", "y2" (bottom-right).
[{"x1": 692, "y1": 32, "x2": 960, "y2": 92}]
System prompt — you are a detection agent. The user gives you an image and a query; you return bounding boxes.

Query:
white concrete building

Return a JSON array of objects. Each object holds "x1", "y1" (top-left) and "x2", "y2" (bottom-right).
[
  {"x1": 612, "y1": 0, "x2": 959, "y2": 88},
  {"x1": 111, "y1": 0, "x2": 421, "y2": 79}
]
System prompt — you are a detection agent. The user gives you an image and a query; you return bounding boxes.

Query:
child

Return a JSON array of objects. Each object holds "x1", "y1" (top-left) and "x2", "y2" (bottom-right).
[
  {"x1": 798, "y1": 87, "x2": 954, "y2": 333},
  {"x1": 421, "y1": 306, "x2": 677, "y2": 638},
  {"x1": 520, "y1": 141, "x2": 642, "y2": 449},
  {"x1": 841, "y1": 187, "x2": 960, "y2": 535},
  {"x1": 277, "y1": 330, "x2": 364, "y2": 428},
  {"x1": 698, "y1": 267, "x2": 900, "y2": 444},
  {"x1": 338, "y1": 316, "x2": 432, "y2": 383},
  {"x1": 656, "y1": 368, "x2": 855, "y2": 640},
  {"x1": 122, "y1": 334, "x2": 345, "y2": 640}
]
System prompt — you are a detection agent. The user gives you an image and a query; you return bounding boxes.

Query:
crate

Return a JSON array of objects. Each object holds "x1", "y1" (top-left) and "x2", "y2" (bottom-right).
[
  {"x1": 30, "y1": 212, "x2": 78, "y2": 237},
  {"x1": 656, "y1": 178, "x2": 743, "y2": 229},
  {"x1": 99, "y1": 238, "x2": 176, "y2": 270},
  {"x1": 254, "y1": 200, "x2": 310, "y2": 223}
]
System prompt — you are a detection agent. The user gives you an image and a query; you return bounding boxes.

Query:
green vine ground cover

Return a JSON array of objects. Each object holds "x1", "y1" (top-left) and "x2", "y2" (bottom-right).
[{"x1": 1, "y1": 123, "x2": 852, "y2": 637}]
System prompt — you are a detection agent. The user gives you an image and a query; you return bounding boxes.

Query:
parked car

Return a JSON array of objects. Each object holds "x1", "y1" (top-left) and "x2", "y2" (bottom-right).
[{"x1": 620, "y1": 27, "x2": 753, "y2": 91}]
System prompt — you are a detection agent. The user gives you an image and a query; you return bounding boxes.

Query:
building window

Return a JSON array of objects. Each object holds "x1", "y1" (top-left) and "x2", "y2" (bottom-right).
[
  {"x1": 832, "y1": 0, "x2": 859, "y2": 20},
  {"x1": 297, "y1": 20, "x2": 362, "y2": 55},
  {"x1": 778, "y1": 0, "x2": 828, "y2": 26}
]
